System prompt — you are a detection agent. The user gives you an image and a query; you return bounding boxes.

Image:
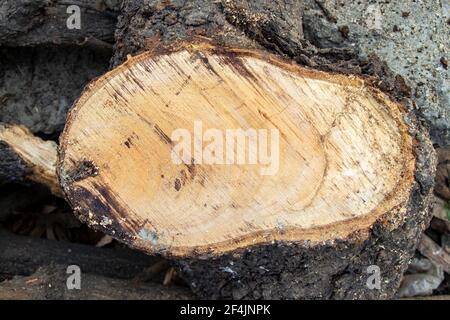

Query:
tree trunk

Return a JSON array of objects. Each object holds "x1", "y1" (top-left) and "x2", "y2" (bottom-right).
[{"x1": 55, "y1": 0, "x2": 436, "y2": 299}]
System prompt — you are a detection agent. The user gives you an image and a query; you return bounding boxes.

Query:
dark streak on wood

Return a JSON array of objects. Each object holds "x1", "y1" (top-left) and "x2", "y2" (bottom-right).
[
  {"x1": 194, "y1": 51, "x2": 221, "y2": 78},
  {"x1": 124, "y1": 136, "x2": 134, "y2": 148},
  {"x1": 92, "y1": 181, "x2": 142, "y2": 231},
  {"x1": 68, "y1": 184, "x2": 135, "y2": 244},
  {"x1": 153, "y1": 124, "x2": 173, "y2": 145},
  {"x1": 66, "y1": 160, "x2": 98, "y2": 182},
  {"x1": 219, "y1": 53, "x2": 258, "y2": 83},
  {"x1": 174, "y1": 178, "x2": 182, "y2": 191}
]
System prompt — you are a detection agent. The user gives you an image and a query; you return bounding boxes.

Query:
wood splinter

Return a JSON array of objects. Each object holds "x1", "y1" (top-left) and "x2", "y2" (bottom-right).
[{"x1": 0, "y1": 124, "x2": 61, "y2": 197}]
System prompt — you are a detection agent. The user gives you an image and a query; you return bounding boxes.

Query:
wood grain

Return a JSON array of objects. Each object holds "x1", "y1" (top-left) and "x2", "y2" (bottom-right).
[
  {"x1": 0, "y1": 124, "x2": 61, "y2": 196},
  {"x1": 58, "y1": 43, "x2": 415, "y2": 256}
]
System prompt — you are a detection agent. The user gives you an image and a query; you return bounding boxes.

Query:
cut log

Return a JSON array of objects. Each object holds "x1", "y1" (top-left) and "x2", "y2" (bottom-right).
[
  {"x1": 59, "y1": 43, "x2": 416, "y2": 254},
  {"x1": 58, "y1": 42, "x2": 436, "y2": 298},
  {"x1": 0, "y1": 124, "x2": 61, "y2": 197}
]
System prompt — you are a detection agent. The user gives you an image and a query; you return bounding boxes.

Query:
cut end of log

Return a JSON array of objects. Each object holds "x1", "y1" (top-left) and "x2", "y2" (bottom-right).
[
  {"x1": 0, "y1": 124, "x2": 61, "y2": 197},
  {"x1": 58, "y1": 43, "x2": 416, "y2": 257}
]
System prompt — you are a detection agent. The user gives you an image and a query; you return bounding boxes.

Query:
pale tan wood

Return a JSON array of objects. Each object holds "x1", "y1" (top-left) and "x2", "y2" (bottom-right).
[
  {"x1": 59, "y1": 43, "x2": 415, "y2": 256},
  {"x1": 0, "y1": 124, "x2": 61, "y2": 197}
]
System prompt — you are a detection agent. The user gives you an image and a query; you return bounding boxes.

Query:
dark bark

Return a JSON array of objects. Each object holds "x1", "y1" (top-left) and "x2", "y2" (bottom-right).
[
  {"x1": 0, "y1": 265, "x2": 194, "y2": 300},
  {"x1": 112, "y1": 0, "x2": 303, "y2": 65},
  {"x1": 0, "y1": 46, "x2": 111, "y2": 136},
  {"x1": 113, "y1": 0, "x2": 365, "y2": 73},
  {"x1": 108, "y1": 0, "x2": 437, "y2": 299},
  {"x1": 0, "y1": 227, "x2": 161, "y2": 280},
  {"x1": 0, "y1": 0, "x2": 119, "y2": 47},
  {"x1": 0, "y1": 142, "x2": 28, "y2": 185},
  {"x1": 0, "y1": 144, "x2": 54, "y2": 220}
]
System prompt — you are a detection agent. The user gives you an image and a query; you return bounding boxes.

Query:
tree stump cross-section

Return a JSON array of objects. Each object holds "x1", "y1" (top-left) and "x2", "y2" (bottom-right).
[
  {"x1": 59, "y1": 43, "x2": 415, "y2": 255},
  {"x1": 58, "y1": 42, "x2": 433, "y2": 299}
]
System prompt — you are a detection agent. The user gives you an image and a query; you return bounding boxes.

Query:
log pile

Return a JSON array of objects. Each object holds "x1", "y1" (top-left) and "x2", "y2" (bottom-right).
[{"x1": 1, "y1": 0, "x2": 446, "y2": 300}]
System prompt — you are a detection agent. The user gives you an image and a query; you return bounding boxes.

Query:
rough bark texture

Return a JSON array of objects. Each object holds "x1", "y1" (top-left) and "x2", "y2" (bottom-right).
[
  {"x1": 85, "y1": 0, "x2": 437, "y2": 299},
  {"x1": 0, "y1": 0, "x2": 119, "y2": 47},
  {"x1": 0, "y1": 265, "x2": 194, "y2": 300},
  {"x1": 0, "y1": 141, "x2": 28, "y2": 185},
  {"x1": 0, "y1": 46, "x2": 111, "y2": 136},
  {"x1": 113, "y1": 0, "x2": 359, "y2": 73}
]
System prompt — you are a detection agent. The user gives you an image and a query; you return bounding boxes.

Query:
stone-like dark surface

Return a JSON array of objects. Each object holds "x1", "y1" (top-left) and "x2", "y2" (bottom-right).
[
  {"x1": 0, "y1": 46, "x2": 111, "y2": 136},
  {"x1": 301, "y1": 0, "x2": 449, "y2": 147}
]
